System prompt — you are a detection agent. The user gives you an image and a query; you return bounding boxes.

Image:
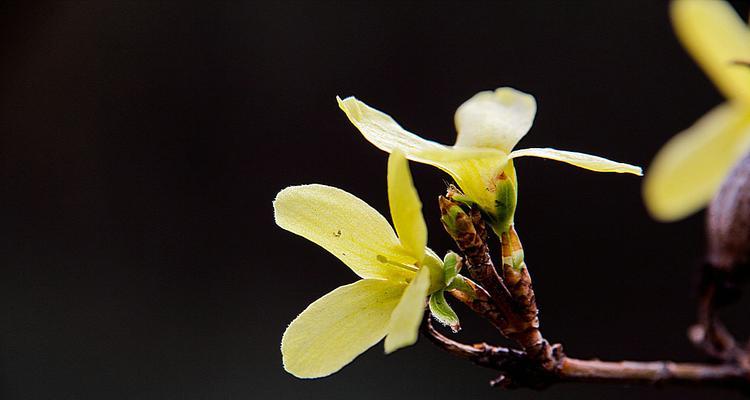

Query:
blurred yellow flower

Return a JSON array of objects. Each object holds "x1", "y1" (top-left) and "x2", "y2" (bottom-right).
[
  {"x1": 339, "y1": 87, "x2": 641, "y2": 233},
  {"x1": 644, "y1": 0, "x2": 750, "y2": 221},
  {"x1": 274, "y1": 151, "x2": 442, "y2": 378}
]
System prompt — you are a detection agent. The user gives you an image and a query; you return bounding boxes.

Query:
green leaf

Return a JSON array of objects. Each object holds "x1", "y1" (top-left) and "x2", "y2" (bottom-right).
[
  {"x1": 442, "y1": 251, "x2": 459, "y2": 286},
  {"x1": 446, "y1": 275, "x2": 475, "y2": 299},
  {"x1": 428, "y1": 290, "x2": 460, "y2": 333}
]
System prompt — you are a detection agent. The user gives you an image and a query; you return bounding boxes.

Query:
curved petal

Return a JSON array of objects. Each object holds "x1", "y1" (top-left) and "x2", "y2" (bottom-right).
[
  {"x1": 337, "y1": 95, "x2": 446, "y2": 158},
  {"x1": 643, "y1": 103, "x2": 750, "y2": 221},
  {"x1": 387, "y1": 150, "x2": 426, "y2": 262},
  {"x1": 384, "y1": 266, "x2": 431, "y2": 354},
  {"x1": 338, "y1": 95, "x2": 509, "y2": 215},
  {"x1": 282, "y1": 279, "x2": 405, "y2": 378},
  {"x1": 509, "y1": 147, "x2": 643, "y2": 175},
  {"x1": 454, "y1": 87, "x2": 537, "y2": 152},
  {"x1": 274, "y1": 184, "x2": 416, "y2": 281},
  {"x1": 671, "y1": 0, "x2": 750, "y2": 104}
]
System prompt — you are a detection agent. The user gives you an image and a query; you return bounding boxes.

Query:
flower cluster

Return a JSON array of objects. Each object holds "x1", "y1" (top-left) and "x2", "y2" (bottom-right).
[{"x1": 274, "y1": 87, "x2": 640, "y2": 378}]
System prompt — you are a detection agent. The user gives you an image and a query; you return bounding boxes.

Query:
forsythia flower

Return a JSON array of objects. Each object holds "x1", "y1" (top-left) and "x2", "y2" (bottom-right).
[
  {"x1": 274, "y1": 151, "x2": 443, "y2": 378},
  {"x1": 338, "y1": 87, "x2": 641, "y2": 234},
  {"x1": 644, "y1": 0, "x2": 750, "y2": 221}
]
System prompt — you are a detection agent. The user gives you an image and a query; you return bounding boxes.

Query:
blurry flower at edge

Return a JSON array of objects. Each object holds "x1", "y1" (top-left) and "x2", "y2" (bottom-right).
[
  {"x1": 643, "y1": 0, "x2": 750, "y2": 222},
  {"x1": 273, "y1": 151, "x2": 444, "y2": 378}
]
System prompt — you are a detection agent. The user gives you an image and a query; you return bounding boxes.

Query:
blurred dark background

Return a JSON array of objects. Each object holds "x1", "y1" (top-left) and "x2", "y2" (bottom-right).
[{"x1": 2, "y1": 0, "x2": 750, "y2": 399}]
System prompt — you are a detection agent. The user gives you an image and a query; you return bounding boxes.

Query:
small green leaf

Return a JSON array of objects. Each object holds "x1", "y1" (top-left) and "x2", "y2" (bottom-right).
[
  {"x1": 428, "y1": 290, "x2": 460, "y2": 333},
  {"x1": 442, "y1": 251, "x2": 459, "y2": 286},
  {"x1": 493, "y1": 177, "x2": 516, "y2": 235},
  {"x1": 446, "y1": 275, "x2": 475, "y2": 299}
]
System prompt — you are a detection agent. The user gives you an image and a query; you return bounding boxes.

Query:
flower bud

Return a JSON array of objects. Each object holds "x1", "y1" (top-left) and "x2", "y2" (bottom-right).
[
  {"x1": 706, "y1": 150, "x2": 750, "y2": 279},
  {"x1": 489, "y1": 161, "x2": 517, "y2": 235},
  {"x1": 439, "y1": 196, "x2": 473, "y2": 239}
]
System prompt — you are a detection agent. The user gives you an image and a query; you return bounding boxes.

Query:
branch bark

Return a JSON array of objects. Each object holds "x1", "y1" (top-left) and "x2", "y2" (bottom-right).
[
  {"x1": 423, "y1": 317, "x2": 750, "y2": 390},
  {"x1": 430, "y1": 190, "x2": 750, "y2": 391},
  {"x1": 559, "y1": 358, "x2": 748, "y2": 388},
  {"x1": 438, "y1": 195, "x2": 556, "y2": 365}
]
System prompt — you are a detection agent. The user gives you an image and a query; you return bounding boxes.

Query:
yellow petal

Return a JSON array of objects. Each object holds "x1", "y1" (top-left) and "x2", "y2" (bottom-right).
[
  {"x1": 509, "y1": 147, "x2": 643, "y2": 175},
  {"x1": 274, "y1": 184, "x2": 417, "y2": 281},
  {"x1": 454, "y1": 87, "x2": 537, "y2": 152},
  {"x1": 384, "y1": 265, "x2": 431, "y2": 354},
  {"x1": 337, "y1": 95, "x2": 447, "y2": 158},
  {"x1": 643, "y1": 103, "x2": 750, "y2": 221},
  {"x1": 387, "y1": 150, "x2": 427, "y2": 262},
  {"x1": 282, "y1": 279, "x2": 406, "y2": 378},
  {"x1": 416, "y1": 146, "x2": 509, "y2": 215},
  {"x1": 338, "y1": 95, "x2": 508, "y2": 214},
  {"x1": 671, "y1": 0, "x2": 750, "y2": 104}
]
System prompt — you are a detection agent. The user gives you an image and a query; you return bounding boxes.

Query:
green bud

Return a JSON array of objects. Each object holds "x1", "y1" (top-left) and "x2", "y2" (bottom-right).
[
  {"x1": 500, "y1": 227, "x2": 525, "y2": 272},
  {"x1": 490, "y1": 162, "x2": 517, "y2": 235},
  {"x1": 442, "y1": 251, "x2": 460, "y2": 286},
  {"x1": 428, "y1": 289, "x2": 460, "y2": 333},
  {"x1": 440, "y1": 203, "x2": 466, "y2": 236}
]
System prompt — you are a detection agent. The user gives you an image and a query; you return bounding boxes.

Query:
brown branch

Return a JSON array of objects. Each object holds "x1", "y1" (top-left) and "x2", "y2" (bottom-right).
[
  {"x1": 688, "y1": 264, "x2": 750, "y2": 374},
  {"x1": 421, "y1": 317, "x2": 524, "y2": 369},
  {"x1": 421, "y1": 317, "x2": 556, "y2": 389},
  {"x1": 498, "y1": 225, "x2": 551, "y2": 363},
  {"x1": 447, "y1": 277, "x2": 510, "y2": 334},
  {"x1": 438, "y1": 195, "x2": 556, "y2": 365},
  {"x1": 430, "y1": 191, "x2": 750, "y2": 391},
  {"x1": 689, "y1": 277, "x2": 740, "y2": 362},
  {"x1": 439, "y1": 196, "x2": 513, "y2": 305},
  {"x1": 423, "y1": 318, "x2": 750, "y2": 390},
  {"x1": 559, "y1": 358, "x2": 749, "y2": 388}
]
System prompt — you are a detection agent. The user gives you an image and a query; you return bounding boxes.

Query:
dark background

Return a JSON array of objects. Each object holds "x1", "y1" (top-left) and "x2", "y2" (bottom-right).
[{"x1": 2, "y1": 1, "x2": 749, "y2": 399}]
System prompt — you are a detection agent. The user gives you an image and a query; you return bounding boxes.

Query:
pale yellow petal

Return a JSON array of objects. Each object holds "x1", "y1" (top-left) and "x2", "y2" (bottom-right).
[
  {"x1": 337, "y1": 96, "x2": 447, "y2": 158},
  {"x1": 509, "y1": 147, "x2": 643, "y2": 175},
  {"x1": 671, "y1": 0, "x2": 750, "y2": 103},
  {"x1": 384, "y1": 266, "x2": 431, "y2": 354},
  {"x1": 274, "y1": 184, "x2": 416, "y2": 281},
  {"x1": 644, "y1": 103, "x2": 750, "y2": 221},
  {"x1": 338, "y1": 95, "x2": 512, "y2": 215},
  {"x1": 387, "y1": 150, "x2": 426, "y2": 262},
  {"x1": 282, "y1": 279, "x2": 405, "y2": 378},
  {"x1": 454, "y1": 87, "x2": 537, "y2": 152},
  {"x1": 416, "y1": 146, "x2": 509, "y2": 214}
]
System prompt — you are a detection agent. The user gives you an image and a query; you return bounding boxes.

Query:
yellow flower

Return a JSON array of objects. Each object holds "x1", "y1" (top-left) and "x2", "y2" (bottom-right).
[
  {"x1": 643, "y1": 0, "x2": 750, "y2": 221},
  {"x1": 338, "y1": 87, "x2": 641, "y2": 233},
  {"x1": 274, "y1": 151, "x2": 443, "y2": 378}
]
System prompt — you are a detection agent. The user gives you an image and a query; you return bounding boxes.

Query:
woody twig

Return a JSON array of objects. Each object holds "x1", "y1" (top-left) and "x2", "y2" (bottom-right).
[
  {"x1": 438, "y1": 195, "x2": 558, "y2": 366},
  {"x1": 426, "y1": 187, "x2": 750, "y2": 391}
]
